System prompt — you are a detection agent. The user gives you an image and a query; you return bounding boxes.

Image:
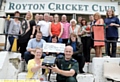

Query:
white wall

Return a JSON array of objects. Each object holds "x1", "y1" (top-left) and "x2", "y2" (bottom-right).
[
  {"x1": 0, "y1": 1, "x2": 6, "y2": 49},
  {"x1": 0, "y1": 51, "x2": 21, "y2": 79}
]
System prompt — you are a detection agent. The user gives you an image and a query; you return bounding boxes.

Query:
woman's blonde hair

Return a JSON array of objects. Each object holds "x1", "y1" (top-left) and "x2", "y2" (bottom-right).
[
  {"x1": 34, "y1": 48, "x2": 43, "y2": 53},
  {"x1": 26, "y1": 11, "x2": 33, "y2": 21},
  {"x1": 94, "y1": 12, "x2": 101, "y2": 20},
  {"x1": 106, "y1": 9, "x2": 115, "y2": 18}
]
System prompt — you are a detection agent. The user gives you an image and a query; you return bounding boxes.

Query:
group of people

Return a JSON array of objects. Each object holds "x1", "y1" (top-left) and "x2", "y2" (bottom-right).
[
  {"x1": 27, "y1": 46, "x2": 79, "y2": 82},
  {"x1": 6, "y1": 8, "x2": 120, "y2": 81}
]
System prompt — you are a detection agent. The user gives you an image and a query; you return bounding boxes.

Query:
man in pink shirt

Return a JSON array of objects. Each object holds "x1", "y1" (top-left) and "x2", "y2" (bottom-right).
[{"x1": 61, "y1": 15, "x2": 70, "y2": 45}]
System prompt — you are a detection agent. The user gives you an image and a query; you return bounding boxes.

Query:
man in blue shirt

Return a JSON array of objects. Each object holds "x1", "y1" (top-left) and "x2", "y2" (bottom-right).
[{"x1": 24, "y1": 31, "x2": 46, "y2": 63}]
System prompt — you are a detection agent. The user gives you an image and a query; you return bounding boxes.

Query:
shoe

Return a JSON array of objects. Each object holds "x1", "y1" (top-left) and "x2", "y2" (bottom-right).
[{"x1": 80, "y1": 70, "x2": 85, "y2": 73}]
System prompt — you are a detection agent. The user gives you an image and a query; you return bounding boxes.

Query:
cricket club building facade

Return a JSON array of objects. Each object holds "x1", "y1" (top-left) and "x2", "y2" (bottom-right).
[{"x1": 0, "y1": 0, "x2": 120, "y2": 39}]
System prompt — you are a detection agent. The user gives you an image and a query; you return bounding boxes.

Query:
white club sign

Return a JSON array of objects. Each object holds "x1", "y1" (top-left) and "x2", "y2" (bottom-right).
[{"x1": 5, "y1": 1, "x2": 118, "y2": 15}]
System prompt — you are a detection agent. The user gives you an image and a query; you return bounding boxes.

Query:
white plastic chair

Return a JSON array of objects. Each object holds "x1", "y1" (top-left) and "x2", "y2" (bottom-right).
[{"x1": 104, "y1": 61, "x2": 120, "y2": 82}]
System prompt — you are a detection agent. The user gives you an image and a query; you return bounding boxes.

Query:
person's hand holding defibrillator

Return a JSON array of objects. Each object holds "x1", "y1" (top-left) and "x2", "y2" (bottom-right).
[{"x1": 48, "y1": 65, "x2": 61, "y2": 73}]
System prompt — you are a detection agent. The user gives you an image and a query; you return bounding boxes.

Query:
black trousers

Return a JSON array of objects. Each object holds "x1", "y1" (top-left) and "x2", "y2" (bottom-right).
[
  {"x1": 72, "y1": 54, "x2": 85, "y2": 73},
  {"x1": 106, "y1": 37, "x2": 118, "y2": 57},
  {"x1": 19, "y1": 42, "x2": 28, "y2": 59},
  {"x1": 81, "y1": 37, "x2": 91, "y2": 62}
]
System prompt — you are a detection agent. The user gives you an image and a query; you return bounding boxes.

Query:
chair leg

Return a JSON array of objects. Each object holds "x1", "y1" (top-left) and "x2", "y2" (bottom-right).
[
  {"x1": 106, "y1": 78, "x2": 115, "y2": 82},
  {"x1": 111, "y1": 79, "x2": 115, "y2": 82}
]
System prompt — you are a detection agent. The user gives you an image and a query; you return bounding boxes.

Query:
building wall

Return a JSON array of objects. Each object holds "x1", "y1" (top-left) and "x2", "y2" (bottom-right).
[
  {"x1": 5, "y1": 0, "x2": 118, "y2": 14},
  {"x1": 0, "y1": 0, "x2": 120, "y2": 44}
]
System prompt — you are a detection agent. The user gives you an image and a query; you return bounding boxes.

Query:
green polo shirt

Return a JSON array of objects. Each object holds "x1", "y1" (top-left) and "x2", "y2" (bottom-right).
[{"x1": 56, "y1": 57, "x2": 79, "y2": 81}]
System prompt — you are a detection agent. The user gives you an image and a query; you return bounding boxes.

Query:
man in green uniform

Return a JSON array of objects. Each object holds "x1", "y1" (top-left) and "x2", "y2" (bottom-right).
[{"x1": 49, "y1": 46, "x2": 79, "y2": 82}]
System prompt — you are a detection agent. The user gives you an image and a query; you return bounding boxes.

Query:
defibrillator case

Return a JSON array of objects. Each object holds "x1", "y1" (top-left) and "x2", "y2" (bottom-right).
[{"x1": 42, "y1": 56, "x2": 56, "y2": 67}]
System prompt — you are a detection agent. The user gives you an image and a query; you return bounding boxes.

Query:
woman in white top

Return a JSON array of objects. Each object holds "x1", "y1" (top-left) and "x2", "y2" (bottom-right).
[
  {"x1": 70, "y1": 19, "x2": 80, "y2": 42},
  {"x1": 70, "y1": 19, "x2": 80, "y2": 35}
]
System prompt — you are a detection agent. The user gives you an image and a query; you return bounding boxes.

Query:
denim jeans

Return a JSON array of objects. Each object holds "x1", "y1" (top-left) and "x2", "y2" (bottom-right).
[
  {"x1": 24, "y1": 51, "x2": 46, "y2": 64},
  {"x1": 106, "y1": 37, "x2": 118, "y2": 57},
  {"x1": 8, "y1": 36, "x2": 15, "y2": 51}
]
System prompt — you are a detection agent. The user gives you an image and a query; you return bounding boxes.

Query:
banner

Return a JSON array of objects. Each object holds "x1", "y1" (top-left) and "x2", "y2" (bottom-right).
[
  {"x1": 5, "y1": 1, "x2": 118, "y2": 15},
  {"x1": 43, "y1": 43, "x2": 65, "y2": 53}
]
